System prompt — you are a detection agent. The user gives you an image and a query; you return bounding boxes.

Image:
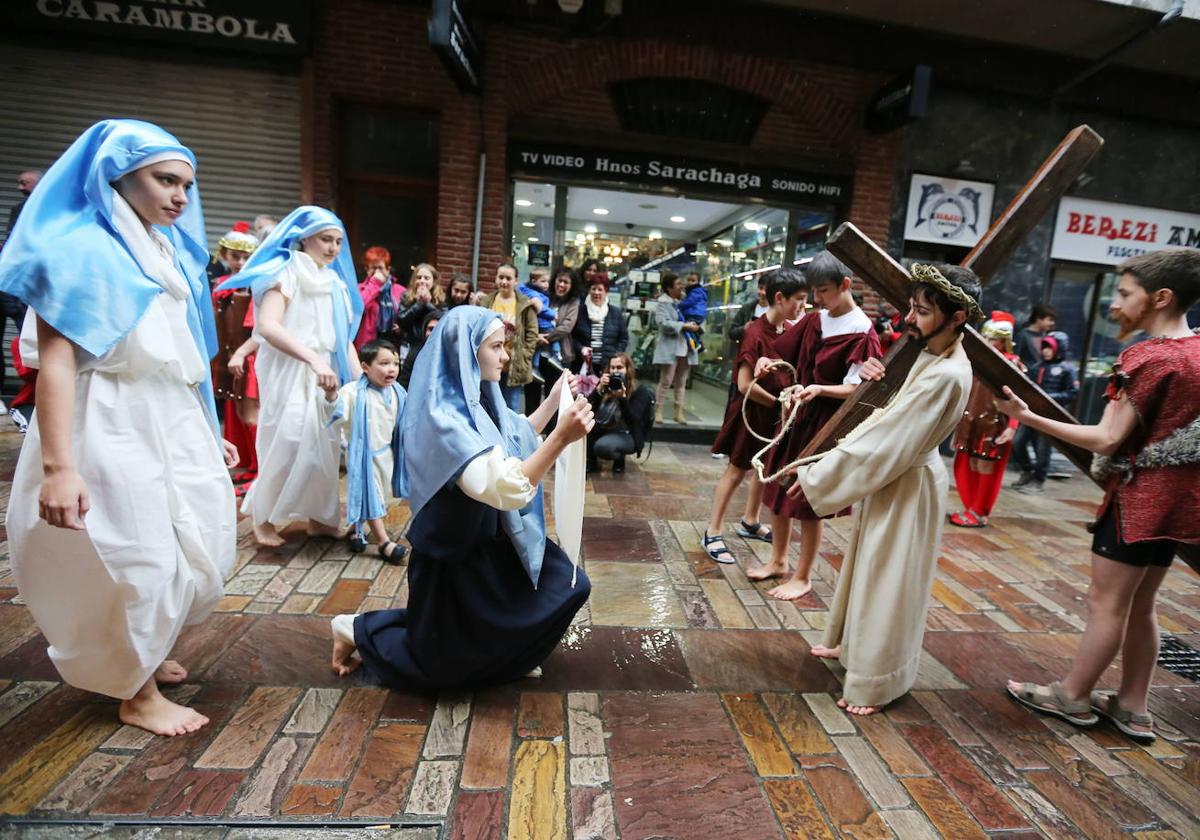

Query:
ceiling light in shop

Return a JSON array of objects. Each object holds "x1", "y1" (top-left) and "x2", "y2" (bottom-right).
[
  {"x1": 521, "y1": 221, "x2": 536, "y2": 228},
  {"x1": 670, "y1": 215, "x2": 686, "y2": 223},
  {"x1": 648, "y1": 230, "x2": 662, "y2": 240},
  {"x1": 774, "y1": 244, "x2": 786, "y2": 252},
  {"x1": 528, "y1": 236, "x2": 539, "y2": 242},
  {"x1": 515, "y1": 199, "x2": 533, "y2": 207},
  {"x1": 690, "y1": 250, "x2": 707, "y2": 257},
  {"x1": 732, "y1": 251, "x2": 747, "y2": 259},
  {"x1": 584, "y1": 224, "x2": 597, "y2": 233},
  {"x1": 743, "y1": 222, "x2": 760, "y2": 231},
  {"x1": 714, "y1": 239, "x2": 733, "y2": 247},
  {"x1": 575, "y1": 233, "x2": 586, "y2": 243},
  {"x1": 592, "y1": 208, "x2": 609, "y2": 215}
]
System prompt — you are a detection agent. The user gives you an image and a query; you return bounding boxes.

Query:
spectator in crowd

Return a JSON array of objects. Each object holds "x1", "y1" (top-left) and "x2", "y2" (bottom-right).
[
  {"x1": 481, "y1": 262, "x2": 537, "y2": 412},
  {"x1": 252, "y1": 214, "x2": 277, "y2": 241},
  {"x1": 579, "y1": 258, "x2": 604, "y2": 288},
  {"x1": 5, "y1": 169, "x2": 42, "y2": 239},
  {"x1": 6, "y1": 336, "x2": 36, "y2": 433},
  {"x1": 677, "y1": 270, "x2": 708, "y2": 353},
  {"x1": 729, "y1": 277, "x2": 768, "y2": 344},
  {"x1": 390, "y1": 262, "x2": 445, "y2": 358},
  {"x1": 652, "y1": 271, "x2": 700, "y2": 424},
  {"x1": 447, "y1": 273, "x2": 474, "y2": 309},
  {"x1": 1012, "y1": 330, "x2": 1078, "y2": 496},
  {"x1": 544, "y1": 267, "x2": 581, "y2": 370},
  {"x1": 355, "y1": 245, "x2": 406, "y2": 349},
  {"x1": 586, "y1": 352, "x2": 655, "y2": 475},
  {"x1": 572, "y1": 272, "x2": 627, "y2": 374},
  {"x1": 521, "y1": 268, "x2": 562, "y2": 369},
  {"x1": 1, "y1": 169, "x2": 41, "y2": 410},
  {"x1": 1017, "y1": 303, "x2": 1056, "y2": 369},
  {"x1": 399, "y1": 310, "x2": 441, "y2": 389}
]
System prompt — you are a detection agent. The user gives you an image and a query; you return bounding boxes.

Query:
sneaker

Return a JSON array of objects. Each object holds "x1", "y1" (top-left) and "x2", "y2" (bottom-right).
[
  {"x1": 1013, "y1": 471, "x2": 1034, "y2": 488},
  {"x1": 1018, "y1": 481, "x2": 1045, "y2": 496}
]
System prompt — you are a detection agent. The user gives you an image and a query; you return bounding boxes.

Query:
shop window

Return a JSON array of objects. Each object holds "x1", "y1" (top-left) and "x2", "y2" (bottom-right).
[{"x1": 609, "y1": 78, "x2": 769, "y2": 145}]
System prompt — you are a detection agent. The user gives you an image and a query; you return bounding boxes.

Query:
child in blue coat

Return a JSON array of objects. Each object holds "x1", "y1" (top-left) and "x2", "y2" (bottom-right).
[{"x1": 677, "y1": 271, "x2": 708, "y2": 353}]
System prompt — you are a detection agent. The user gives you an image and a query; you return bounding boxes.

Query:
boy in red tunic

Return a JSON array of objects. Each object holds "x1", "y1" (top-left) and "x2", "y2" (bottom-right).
[
  {"x1": 949, "y1": 311, "x2": 1024, "y2": 528},
  {"x1": 747, "y1": 252, "x2": 883, "y2": 599},
  {"x1": 998, "y1": 247, "x2": 1200, "y2": 744},
  {"x1": 703, "y1": 269, "x2": 808, "y2": 563}
]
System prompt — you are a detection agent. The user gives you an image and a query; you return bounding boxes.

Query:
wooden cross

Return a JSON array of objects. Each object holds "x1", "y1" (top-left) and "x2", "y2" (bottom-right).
[{"x1": 800, "y1": 125, "x2": 1104, "y2": 476}]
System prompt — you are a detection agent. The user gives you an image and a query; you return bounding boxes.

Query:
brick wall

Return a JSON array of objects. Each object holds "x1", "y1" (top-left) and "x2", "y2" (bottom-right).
[{"x1": 311, "y1": 1, "x2": 901, "y2": 287}]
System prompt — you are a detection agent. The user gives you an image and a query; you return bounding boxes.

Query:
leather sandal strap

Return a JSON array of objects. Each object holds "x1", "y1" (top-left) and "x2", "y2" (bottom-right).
[{"x1": 1050, "y1": 681, "x2": 1092, "y2": 715}]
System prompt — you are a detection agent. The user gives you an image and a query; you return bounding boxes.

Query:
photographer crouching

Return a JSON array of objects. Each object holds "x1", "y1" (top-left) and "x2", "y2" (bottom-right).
[{"x1": 587, "y1": 353, "x2": 655, "y2": 475}]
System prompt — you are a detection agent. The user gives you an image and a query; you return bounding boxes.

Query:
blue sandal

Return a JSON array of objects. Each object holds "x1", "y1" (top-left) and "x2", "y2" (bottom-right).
[
  {"x1": 702, "y1": 532, "x2": 737, "y2": 565},
  {"x1": 735, "y1": 519, "x2": 773, "y2": 543}
]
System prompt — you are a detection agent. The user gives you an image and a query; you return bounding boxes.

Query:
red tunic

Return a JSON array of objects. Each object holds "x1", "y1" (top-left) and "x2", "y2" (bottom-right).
[
  {"x1": 762, "y1": 312, "x2": 882, "y2": 520},
  {"x1": 1098, "y1": 335, "x2": 1200, "y2": 545},
  {"x1": 710, "y1": 315, "x2": 790, "y2": 469}
]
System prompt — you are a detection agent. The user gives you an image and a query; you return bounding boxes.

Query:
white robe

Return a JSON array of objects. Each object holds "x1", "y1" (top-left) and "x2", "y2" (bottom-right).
[
  {"x1": 243, "y1": 252, "x2": 352, "y2": 528},
  {"x1": 795, "y1": 339, "x2": 972, "y2": 707},
  {"x1": 321, "y1": 382, "x2": 401, "y2": 511},
  {"x1": 6, "y1": 197, "x2": 236, "y2": 700}
]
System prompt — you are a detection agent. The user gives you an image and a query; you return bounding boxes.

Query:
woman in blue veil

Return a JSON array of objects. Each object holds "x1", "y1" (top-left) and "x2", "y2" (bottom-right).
[
  {"x1": 328, "y1": 306, "x2": 594, "y2": 691},
  {"x1": 0, "y1": 119, "x2": 238, "y2": 737},
  {"x1": 216, "y1": 206, "x2": 363, "y2": 546}
]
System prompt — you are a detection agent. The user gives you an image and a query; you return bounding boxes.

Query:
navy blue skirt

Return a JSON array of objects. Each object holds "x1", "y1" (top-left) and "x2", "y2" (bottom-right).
[{"x1": 354, "y1": 535, "x2": 591, "y2": 693}]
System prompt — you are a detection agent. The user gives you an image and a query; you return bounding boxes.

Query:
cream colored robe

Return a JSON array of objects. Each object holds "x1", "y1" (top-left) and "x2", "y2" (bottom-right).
[{"x1": 795, "y1": 338, "x2": 972, "y2": 707}]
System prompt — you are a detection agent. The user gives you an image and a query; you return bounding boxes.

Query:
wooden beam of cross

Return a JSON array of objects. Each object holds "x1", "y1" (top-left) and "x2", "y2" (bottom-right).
[{"x1": 799, "y1": 125, "x2": 1104, "y2": 477}]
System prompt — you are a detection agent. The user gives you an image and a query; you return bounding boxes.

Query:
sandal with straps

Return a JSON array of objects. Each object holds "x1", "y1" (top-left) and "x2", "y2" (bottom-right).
[
  {"x1": 949, "y1": 510, "x2": 987, "y2": 528},
  {"x1": 1090, "y1": 691, "x2": 1156, "y2": 743},
  {"x1": 378, "y1": 541, "x2": 408, "y2": 565},
  {"x1": 735, "y1": 519, "x2": 774, "y2": 543},
  {"x1": 702, "y1": 532, "x2": 737, "y2": 565},
  {"x1": 1007, "y1": 680, "x2": 1098, "y2": 727}
]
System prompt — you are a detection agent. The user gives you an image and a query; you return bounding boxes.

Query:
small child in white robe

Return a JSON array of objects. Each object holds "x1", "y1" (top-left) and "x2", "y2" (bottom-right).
[{"x1": 322, "y1": 339, "x2": 408, "y2": 562}]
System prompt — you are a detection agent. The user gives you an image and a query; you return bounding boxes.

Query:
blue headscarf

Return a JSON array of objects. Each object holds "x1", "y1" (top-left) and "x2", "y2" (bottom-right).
[
  {"x1": 398, "y1": 306, "x2": 547, "y2": 587},
  {"x1": 329, "y1": 374, "x2": 407, "y2": 540},
  {"x1": 216, "y1": 206, "x2": 363, "y2": 385},
  {"x1": 0, "y1": 119, "x2": 219, "y2": 428}
]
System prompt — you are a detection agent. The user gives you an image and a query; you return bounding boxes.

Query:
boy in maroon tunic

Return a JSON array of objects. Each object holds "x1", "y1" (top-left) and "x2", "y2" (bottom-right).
[
  {"x1": 703, "y1": 270, "x2": 808, "y2": 563},
  {"x1": 998, "y1": 248, "x2": 1200, "y2": 744},
  {"x1": 748, "y1": 252, "x2": 883, "y2": 600}
]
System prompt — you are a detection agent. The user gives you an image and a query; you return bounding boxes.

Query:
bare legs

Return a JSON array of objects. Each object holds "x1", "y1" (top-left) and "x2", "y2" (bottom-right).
[
  {"x1": 255, "y1": 518, "x2": 349, "y2": 547},
  {"x1": 742, "y1": 474, "x2": 765, "y2": 528},
  {"x1": 1007, "y1": 554, "x2": 1168, "y2": 736},
  {"x1": 766, "y1": 519, "x2": 822, "y2": 600},
  {"x1": 366, "y1": 518, "x2": 390, "y2": 545},
  {"x1": 119, "y1": 672, "x2": 208, "y2": 737},
  {"x1": 748, "y1": 510, "x2": 792, "y2": 581}
]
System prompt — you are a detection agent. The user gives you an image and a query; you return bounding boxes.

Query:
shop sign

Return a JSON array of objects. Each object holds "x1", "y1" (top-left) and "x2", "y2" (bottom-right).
[
  {"x1": 428, "y1": 0, "x2": 482, "y2": 93},
  {"x1": 1, "y1": 0, "x2": 311, "y2": 56},
  {"x1": 866, "y1": 65, "x2": 931, "y2": 134},
  {"x1": 1051, "y1": 196, "x2": 1200, "y2": 265},
  {"x1": 903, "y1": 173, "x2": 995, "y2": 247},
  {"x1": 508, "y1": 141, "x2": 851, "y2": 206}
]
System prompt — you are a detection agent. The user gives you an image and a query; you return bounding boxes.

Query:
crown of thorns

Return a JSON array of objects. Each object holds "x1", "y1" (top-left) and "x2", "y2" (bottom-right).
[{"x1": 910, "y1": 263, "x2": 984, "y2": 325}]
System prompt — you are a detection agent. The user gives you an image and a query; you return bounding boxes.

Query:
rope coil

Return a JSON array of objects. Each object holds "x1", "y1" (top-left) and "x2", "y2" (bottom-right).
[{"x1": 740, "y1": 360, "x2": 812, "y2": 485}]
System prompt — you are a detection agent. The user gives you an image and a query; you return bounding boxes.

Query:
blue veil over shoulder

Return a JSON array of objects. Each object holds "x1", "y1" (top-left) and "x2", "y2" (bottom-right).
[
  {"x1": 216, "y1": 206, "x2": 363, "y2": 385},
  {"x1": 0, "y1": 119, "x2": 216, "y2": 369},
  {"x1": 398, "y1": 306, "x2": 547, "y2": 587}
]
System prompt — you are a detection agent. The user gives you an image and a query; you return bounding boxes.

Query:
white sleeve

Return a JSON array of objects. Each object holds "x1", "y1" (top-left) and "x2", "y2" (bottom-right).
[
  {"x1": 456, "y1": 445, "x2": 538, "y2": 511},
  {"x1": 843, "y1": 362, "x2": 863, "y2": 386},
  {"x1": 320, "y1": 382, "x2": 354, "y2": 429}
]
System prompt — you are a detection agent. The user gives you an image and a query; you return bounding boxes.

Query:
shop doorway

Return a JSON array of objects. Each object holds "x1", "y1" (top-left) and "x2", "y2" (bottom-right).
[{"x1": 510, "y1": 180, "x2": 834, "y2": 428}]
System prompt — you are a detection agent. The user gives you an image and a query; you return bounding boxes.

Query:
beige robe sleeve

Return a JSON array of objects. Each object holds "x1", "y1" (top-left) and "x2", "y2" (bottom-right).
[
  {"x1": 796, "y1": 363, "x2": 967, "y2": 516},
  {"x1": 457, "y1": 445, "x2": 538, "y2": 511}
]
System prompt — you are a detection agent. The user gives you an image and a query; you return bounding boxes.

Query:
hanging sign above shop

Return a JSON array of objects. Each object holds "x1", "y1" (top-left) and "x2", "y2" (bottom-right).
[
  {"x1": 866, "y1": 65, "x2": 931, "y2": 134},
  {"x1": 508, "y1": 141, "x2": 852, "y2": 206},
  {"x1": 0, "y1": 0, "x2": 312, "y2": 56},
  {"x1": 903, "y1": 173, "x2": 995, "y2": 247},
  {"x1": 1051, "y1": 196, "x2": 1200, "y2": 265},
  {"x1": 428, "y1": 0, "x2": 482, "y2": 93}
]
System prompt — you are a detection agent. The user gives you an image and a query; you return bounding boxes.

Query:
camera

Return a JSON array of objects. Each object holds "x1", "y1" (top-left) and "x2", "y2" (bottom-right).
[{"x1": 606, "y1": 372, "x2": 626, "y2": 392}]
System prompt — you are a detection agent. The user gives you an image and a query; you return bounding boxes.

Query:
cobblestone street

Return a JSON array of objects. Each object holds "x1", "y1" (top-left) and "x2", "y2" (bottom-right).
[{"x1": 0, "y1": 423, "x2": 1197, "y2": 839}]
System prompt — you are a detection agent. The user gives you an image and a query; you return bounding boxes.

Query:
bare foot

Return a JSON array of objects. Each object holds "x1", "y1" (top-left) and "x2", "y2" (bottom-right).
[
  {"x1": 836, "y1": 697, "x2": 881, "y2": 716},
  {"x1": 746, "y1": 560, "x2": 789, "y2": 582},
  {"x1": 253, "y1": 522, "x2": 286, "y2": 547},
  {"x1": 309, "y1": 520, "x2": 351, "y2": 539},
  {"x1": 154, "y1": 660, "x2": 188, "y2": 684},
  {"x1": 331, "y1": 637, "x2": 361, "y2": 677},
  {"x1": 767, "y1": 577, "x2": 813, "y2": 601},
  {"x1": 119, "y1": 686, "x2": 209, "y2": 737},
  {"x1": 810, "y1": 644, "x2": 841, "y2": 659}
]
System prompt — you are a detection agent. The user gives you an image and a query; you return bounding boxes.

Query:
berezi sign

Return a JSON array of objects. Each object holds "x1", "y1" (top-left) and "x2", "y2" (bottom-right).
[
  {"x1": 1051, "y1": 197, "x2": 1200, "y2": 265},
  {"x1": 903, "y1": 173, "x2": 995, "y2": 247}
]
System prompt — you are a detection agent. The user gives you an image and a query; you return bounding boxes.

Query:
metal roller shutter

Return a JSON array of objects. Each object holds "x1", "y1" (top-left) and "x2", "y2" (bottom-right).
[{"x1": 0, "y1": 44, "x2": 301, "y2": 251}]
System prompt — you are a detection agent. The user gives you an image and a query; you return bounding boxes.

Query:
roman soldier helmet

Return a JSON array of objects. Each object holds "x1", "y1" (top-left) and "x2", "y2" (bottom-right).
[
  {"x1": 981, "y1": 310, "x2": 1016, "y2": 353},
  {"x1": 218, "y1": 221, "x2": 259, "y2": 254}
]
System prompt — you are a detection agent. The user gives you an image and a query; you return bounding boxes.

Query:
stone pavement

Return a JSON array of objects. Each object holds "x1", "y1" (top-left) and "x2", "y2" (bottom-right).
[{"x1": 0, "y1": 422, "x2": 1197, "y2": 839}]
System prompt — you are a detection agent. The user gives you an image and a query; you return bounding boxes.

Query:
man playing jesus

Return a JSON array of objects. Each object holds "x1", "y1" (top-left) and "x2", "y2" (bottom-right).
[{"x1": 783, "y1": 264, "x2": 980, "y2": 715}]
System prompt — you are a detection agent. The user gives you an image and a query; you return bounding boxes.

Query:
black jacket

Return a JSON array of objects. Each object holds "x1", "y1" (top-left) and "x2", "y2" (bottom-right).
[
  {"x1": 588, "y1": 384, "x2": 655, "y2": 455},
  {"x1": 571, "y1": 303, "x2": 628, "y2": 372}
]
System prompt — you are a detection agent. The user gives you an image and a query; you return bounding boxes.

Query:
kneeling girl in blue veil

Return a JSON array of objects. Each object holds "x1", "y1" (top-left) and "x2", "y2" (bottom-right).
[
  {"x1": 328, "y1": 306, "x2": 594, "y2": 690},
  {"x1": 0, "y1": 120, "x2": 238, "y2": 737}
]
